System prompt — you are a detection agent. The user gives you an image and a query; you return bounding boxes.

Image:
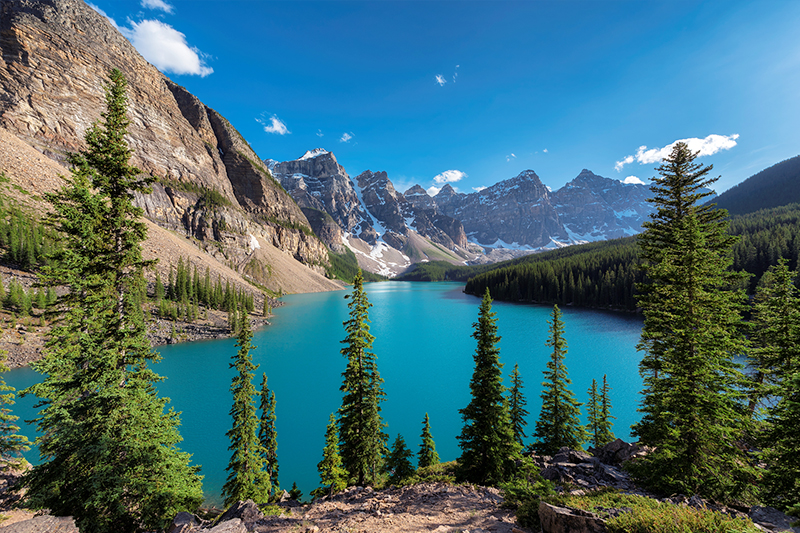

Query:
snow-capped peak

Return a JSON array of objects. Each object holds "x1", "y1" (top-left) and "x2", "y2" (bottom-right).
[{"x1": 299, "y1": 148, "x2": 330, "y2": 161}]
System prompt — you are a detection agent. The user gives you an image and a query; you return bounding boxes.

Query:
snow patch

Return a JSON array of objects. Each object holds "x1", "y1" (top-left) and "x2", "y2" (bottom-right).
[
  {"x1": 248, "y1": 234, "x2": 260, "y2": 252},
  {"x1": 299, "y1": 148, "x2": 330, "y2": 161}
]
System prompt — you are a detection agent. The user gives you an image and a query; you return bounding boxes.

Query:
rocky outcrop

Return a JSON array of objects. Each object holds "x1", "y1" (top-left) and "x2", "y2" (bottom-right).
[
  {"x1": 0, "y1": 0, "x2": 330, "y2": 285},
  {"x1": 538, "y1": 502, "x2": 607, "y2": 533},
  {"x1": 436, "y1": 170, "x2": 566, "y2": 248},
  {"x1": 551, "y1": 170, "x2": 654, "y2": 241}
]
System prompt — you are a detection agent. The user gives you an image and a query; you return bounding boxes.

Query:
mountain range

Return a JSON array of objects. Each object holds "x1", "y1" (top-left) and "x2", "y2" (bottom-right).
[{"x1": 0, "y1": 0, "x2": 711, "y2": 284}]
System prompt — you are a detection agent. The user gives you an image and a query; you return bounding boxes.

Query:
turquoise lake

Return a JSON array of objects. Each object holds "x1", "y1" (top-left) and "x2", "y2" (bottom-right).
[{"x1": 5, "y1": 281, "x2": 643, "y2": 506}]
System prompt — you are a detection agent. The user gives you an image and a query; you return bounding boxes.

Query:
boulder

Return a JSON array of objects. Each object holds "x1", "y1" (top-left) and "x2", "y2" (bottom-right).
[
  {"x1": 538, "y1": 501, "x2": 607, "y2": 533},
  {"x1": 749, "y1": 506, "x2": 800, "y2": 533},
  {"x1": 217, "y1": 499, "x2": 264, "y2": 527},
  {"x1": 590, "y1": 438, "x2": 643, "y2": 465},
  {"x1": 207, "y1": 518, "x2": 247, "y2": 533},
  {"x1": 0, "y1": 515, "x2": 78, "y2": 533}
]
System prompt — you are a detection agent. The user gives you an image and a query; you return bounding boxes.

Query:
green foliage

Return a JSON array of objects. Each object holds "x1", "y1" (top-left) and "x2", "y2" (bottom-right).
[
  {"x1": 288, "y1": 481, "x2": 303, "y2": 501},
  {"x1": 258, "y1": 373, "x2": 279, "y2": 496},
  {"x1": 457, "y1": 288, "x2": 519, "y2": 485},
  {"x1": 156, "y1": 177, "x2": 232, "y2": 209},
  {"x1": 0, "y1": 200, "x2": 62, "y2": 270},
  {"x1": 630, "y1": 142, "x2": 755, "y2": 503},
  {"x1": 499, "y1": 457, "x2": 556, "y2": 529},
  {"x1": 397, "y1": 260, "x2": 495, "y2": 282},
  {"x1": 713, "y1": 154, "x2": 800, "y2": 216},
  {"x1": 507, "y1": 363, "x2": 528, "y2": 448},
  {"x1": 338, "y1": 270, "x2": 388, "y2": 486},
  {"x1": 18, "y1": 68, "x2": 203, "y2": 533},
  {"x1": 0, "y1": 350, "x2": 30, "y2": 469},
  {"x1": 313, "y1": 413, "x2": 348, "y2": 500},
  {"x1": 385, "y1": 434, "x2": 415, "y2": 485},
  {"x1": 417, "y1": 412, "x2": 440, "y2": 469},
  {"x1": 533, "y1": 305, "x2": 587, "y2": 454},
  {"x1": 223, "y1": 309, "x2": 271, "y2": 505},
  {"x1": 326, "y1": 248, "x2": 386, "y2": 283},
  {"x1": 408, "y1": 460, "x2": 457, "y2": 485},
  {"x1": 551, "y1": 490, "x2": 760, "y2": 533},
  {"x1": 586, "y1": 375, "x2": 615, "y2": 449}
]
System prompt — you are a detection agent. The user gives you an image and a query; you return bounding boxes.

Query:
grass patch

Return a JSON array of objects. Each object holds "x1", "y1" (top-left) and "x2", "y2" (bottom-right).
[
  {"x1": 547, "y1": 490, "x2": 761, "y2": 533},
  {"x1": 326, "y1": 248, "x2": 386, "y2": 283},
  {"x1": 157, "y1": 177, "x2": 232, "y2": 209}
]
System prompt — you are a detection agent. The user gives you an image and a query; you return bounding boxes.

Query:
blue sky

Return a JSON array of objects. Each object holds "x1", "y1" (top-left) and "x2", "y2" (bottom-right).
[{"x1": 90, "y1": 0, "x2": 800, "y2": 196}]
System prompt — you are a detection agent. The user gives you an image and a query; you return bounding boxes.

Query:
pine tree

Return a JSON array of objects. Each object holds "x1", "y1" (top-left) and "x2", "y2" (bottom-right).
[
  {"x1": 599, "y1": 374, "x2": 615, "y2": 446},
  {"x1": 222, "y1": 309, "x2": 271, "y2": 505},
  {"x1": 385, "y1": 434, "x2": 415, "y2": 485},
  {"x1": 0, "y1": 350, "x2": 30, "y2": 469},
  {"x1": 586, "y1": 379, "x2": 602, "y2": 448},
  {"x1": 313, "y1": 413, "x2": 347, "y2": 499},
  {"x1": 258, "y1": 373, "x2": 279, "y2": 495},
  {"x1": 508, "y1": 363, "x2": 528, "y2": 448},
  {"x1": 338, "y1": 270, "x2": 388, "y2": 486},
  {"x1": 418, "y1": 412, "x2": 439, "y2": 469},
  {"x1": 533, "y1": 304, "x2": 586, "y2": 455},
  {"x1": 750, "y1": 260, "x2": 800, "y2": 510},
  {"x1": 457, "y1": 288, "x2": 518, "y2": 485},
  {"x1": 630, "y1": 142, "x2": 753, "y2": 501},
  {"x1": 18, "y1": 69, "x2": 202, "y2": 533}
]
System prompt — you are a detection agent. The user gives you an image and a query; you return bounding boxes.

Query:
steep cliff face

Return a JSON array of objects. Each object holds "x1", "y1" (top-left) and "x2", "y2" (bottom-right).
[
  {"x1": 436, "y1": 170, "x2": 566, "y2": 248},
  {"x1": 551, "y1": 170, "x2": 654, "y2": 241},
  {"x1": 0, "y1": 0, "x2": 330, "y2": 283}
]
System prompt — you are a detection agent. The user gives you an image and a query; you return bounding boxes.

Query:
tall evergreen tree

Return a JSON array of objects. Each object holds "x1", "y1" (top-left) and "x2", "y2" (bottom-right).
[
  {"x1": 222, "y1": 309, "x2": 271, "y2": 505},
  {"x1": 385, "y1": 434, "x2": 415, "y2": 485},
  {"x1": 0, "y1": 350, "x2": 29, "y2": 468},
  {"x1": 599, "y1": 374, "x2": 615, "y2": 445},
  {"x1": 417, "y1": 412, "x2": 439, "y2": 469},
  {"x1": 313, "y1": 413, "x2": 347, "y2": 499},
  {"x1": 457, "y1": 288, "x2": 518, "y2": 485},
  {"x1": 533, "y1": 304, "x2": 586, "y2": 455},
  {"x1": 630, "y1": 142, "x2": 753, "y2": 501},
  {"x1": 258, "y1": 373, "x2": 279, "y2": 495},
  {"x1": 508, "y1": 363, "x2": 528, "y2": 447},
  {"x1": 19, "y1": 69, "x2": 203, "y2": 533},
  {"x1": 586, "y1": 379, "x2": 602, "y2": 449},
  {"x1": 338, "y1": 270, "x2": 388, "y2": 486},
  {"x1": 750, "y1": 260, "x2": 800, "y2": 510}
]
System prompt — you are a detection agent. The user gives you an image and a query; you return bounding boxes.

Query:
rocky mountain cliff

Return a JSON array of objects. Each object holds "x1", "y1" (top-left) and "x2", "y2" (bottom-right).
[
  {"x1": 0, "y1": 0, "x2": 333, "y2": 293},
  {"x1": 435, "y1": 170, "x2": 567, "y2": 248},
  {"x1": 551, "y1": 169, "x2": 654, "y2": 241},
  {"x1": 272, "y1": 150, "x2": 475, "y2": 276}
]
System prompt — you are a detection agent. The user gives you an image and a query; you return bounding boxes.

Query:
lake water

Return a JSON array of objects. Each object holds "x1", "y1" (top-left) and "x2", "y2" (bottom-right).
[{"x1": 5, "y1": 281, "x2": 643, "y2": 506}]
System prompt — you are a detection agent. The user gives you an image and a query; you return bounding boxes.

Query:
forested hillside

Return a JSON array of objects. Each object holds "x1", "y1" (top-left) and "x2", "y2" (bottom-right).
[
  {"x1": 463, "y1": 203, "x2": 800, "y2": 309},
  {"x1": 712, "y1": 155, "x2": 800, "y2": 215}
]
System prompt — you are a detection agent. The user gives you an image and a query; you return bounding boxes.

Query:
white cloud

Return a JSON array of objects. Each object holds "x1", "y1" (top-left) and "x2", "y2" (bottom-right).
[
  {"x1": 615, "y1": 133, "x2": 740, "y2": 171},
  {"x1": 433, "y1": 169, "x2": 467, "y2": 185},
  {"x1": 120, "y1": 19, "x2": 213, "y2": 77},
  {"x1": 543, "y1": 148, "x2": 548, "y2": 153},
  {"x1": 453, "y1": 65, "x2": 460, "y2": 83},
  {"x1": 622, "y1": 175, "x2": 645, "y2": 185},
  {"x1": 88, "y1": 3, "x2": 120, "y2": 29},
  {"x1": 506, "y1": 153, "x2": 516, "y2": 162},
  {"x1": 316, "y1": 129, "x2": 324, "y2": 137},
  {"x1": 427, "y1": 186, "x2": 441, "y2": 196},
  {"x1": 257, "y1": 115, "x2": 290, "y2": 135},
  {"x1": 340, "y1": 132, "x2": 354, "y2": 143},
  {"x1": 435, "y1": 75, "x2": 447, "y2": 86},
  {"x1": 141, "y1": 0, "x2": 174, "y2": 13},
  {"x1": 472, "y1": 186, "x2": 487, "y2": 192}
]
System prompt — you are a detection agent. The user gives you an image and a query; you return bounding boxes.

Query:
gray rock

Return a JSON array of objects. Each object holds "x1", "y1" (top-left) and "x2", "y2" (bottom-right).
[
  {"x1": 749, "y1": 506, "x2": 800, "y2": 533},
  {"x1": 538, "y1": 501, "x2": 607, "y2": 533},
  {"x1": 217, "y1": 499, "x2": 264, "y2": 527},
  {"x1": 208, "y1": 517, "x2": 247, "y2": 533},
  {"x1": 169, "y1": 511, "x2": 203, "y2": 533},
  {"x1": 0, "y1": 515, "x2": 78, "y2": 533}
]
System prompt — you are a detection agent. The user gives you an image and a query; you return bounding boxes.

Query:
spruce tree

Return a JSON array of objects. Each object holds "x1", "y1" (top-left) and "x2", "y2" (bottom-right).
[
  {"x1": 750, "y1": 260, "x2": 800, "y2": 510},
  {"x1": 0, "y1": 350, "x2": 29, "y2": 468},
  {"x1": 385, "y1": 434, "x2": 415, "y2": 485},
  {"x1": 338, "y1": 270, "x2": 387, "y2": 486},
  {"x1": 599, "y1": 374, "x2": 615, "y2": 446},
  {"x1": 631, "y1": 142, "x2": 753, "y2": 501},
  {"x1": 457, "y1": 288, "x2": 518, "y2": 485},
  {"x1": 258, "y1": 373, "x2": 279, "y2": 495},
  {"x1": 222, "y1": 309, "x2": 271, "y2": 505},
  {"x1": 533, "y1": 304, "x2": 586, "y2": 455},
  {"x1": 313, "y1": 413, "x2": 347, "y2": 499},
  {"x1": 508, "y1": 362, "x2": 528, "y2": 448},
  {"x1": 586, "y1": 378, "x2": 602, "y2": 449},
  {"x1": 18, "y1": 69, "x2": 203, "y2": 533},
  {"x1": 418, "y1": 412, "x2": 439, "y2": 469}
]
